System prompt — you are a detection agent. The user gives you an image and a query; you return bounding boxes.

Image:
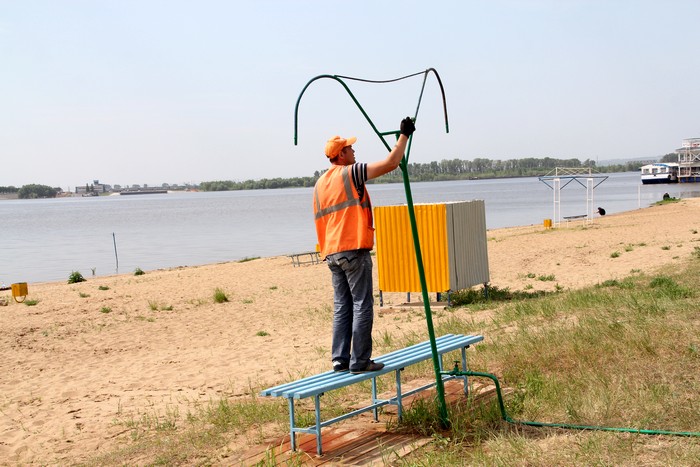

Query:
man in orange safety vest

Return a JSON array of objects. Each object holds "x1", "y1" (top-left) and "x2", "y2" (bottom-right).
[{"x1": 313, "y1": 117, "x2": 415, "y2": 374}]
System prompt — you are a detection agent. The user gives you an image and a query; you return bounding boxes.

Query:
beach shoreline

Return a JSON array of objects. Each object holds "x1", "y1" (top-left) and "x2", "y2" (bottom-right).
[{"x1": 1, "y1": 198, "x2": 699, "y2": 464}]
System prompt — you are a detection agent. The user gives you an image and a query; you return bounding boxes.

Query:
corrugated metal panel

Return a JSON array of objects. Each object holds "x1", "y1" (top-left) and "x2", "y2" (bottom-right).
[
  {"x1": 446, "y1": 200, "x2": 490, "y2": 290},
  {"x1": 375, "y1": 204, "x2": 450, "y2": 292}
]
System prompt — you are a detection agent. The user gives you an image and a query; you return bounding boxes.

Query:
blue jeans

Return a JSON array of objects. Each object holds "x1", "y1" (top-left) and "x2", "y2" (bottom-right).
[{"x1": 326, "y1": 249, "x2": 374, "y2": 371}]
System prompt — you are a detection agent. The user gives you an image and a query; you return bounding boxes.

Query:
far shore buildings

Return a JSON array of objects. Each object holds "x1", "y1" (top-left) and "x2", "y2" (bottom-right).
[{"x1": 74, "y1": 180, "x2": 195, "y2": 195}]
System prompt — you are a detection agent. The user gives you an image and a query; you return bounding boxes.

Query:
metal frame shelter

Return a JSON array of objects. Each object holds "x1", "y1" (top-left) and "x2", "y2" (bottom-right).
[
  {"x1": 538, "y1": 167, "x2": 608, "y2": 227},
  {"x1": 294, "y1": 69, "x2": 453, "y2": 426}
]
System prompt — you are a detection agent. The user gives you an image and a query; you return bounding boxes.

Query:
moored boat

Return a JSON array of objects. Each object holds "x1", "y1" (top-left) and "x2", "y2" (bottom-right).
[{"x1": 640, "y1": 163, "x2": 678, "y2": 184}]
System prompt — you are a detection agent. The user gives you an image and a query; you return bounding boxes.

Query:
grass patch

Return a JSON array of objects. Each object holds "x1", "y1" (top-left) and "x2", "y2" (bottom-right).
[
  {"x1": 98, "y1": 285, "x2": 110, "y2": 291},
  {"x1": 148, "y1": 300, "x2": 173, "y2": 311},
  {"x1": 610, "y1": 251, "x2": 621, "y2": 258},
  {"x1": 654, "y1": 197, "x2": 680, "y2": 205},
  {"x1": 92, "y1": 395, "x2": 289, "y2": 465},
  {"x1": 238, "y1": 256, "x2": 260, "y2": 263},
  {"x1": 68, "y1": 271, "x2": 86, "y2": 284},
  {"x1": 449, "y1": 285, "x2": 548, "y2": 307},
  {"x1": 24, "y1": 299, "x2": 39, "y2": 306},
  {"x1": 79, "y1": 292, "x2": 90, "y2": 298},
  {"x1": 134, "y1": 267, "x2": 145, "y2": 276},
  {"x1": 256, "y1": 330, "x2": 269, "y2": 337},
  {"x1": 213, "y1": 288, "x2": 229, "y2": 303},
  {"x1": 100, "y1": 307, "x2": 112, "y2": 314}
]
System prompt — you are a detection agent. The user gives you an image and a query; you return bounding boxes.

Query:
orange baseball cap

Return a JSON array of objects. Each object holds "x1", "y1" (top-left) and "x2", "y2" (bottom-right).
[{"x1": 324, "y1": 135, "x2": 357, "y2": 158}]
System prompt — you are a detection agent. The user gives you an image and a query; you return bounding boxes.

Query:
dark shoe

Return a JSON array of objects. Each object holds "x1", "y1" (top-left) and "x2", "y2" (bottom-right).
[
  {"x1": 350, "y1": 360, "x2": 385, "y2": 374},
  {"x1": 332, "y1": 360, "x2": 349, "y2": 372}
]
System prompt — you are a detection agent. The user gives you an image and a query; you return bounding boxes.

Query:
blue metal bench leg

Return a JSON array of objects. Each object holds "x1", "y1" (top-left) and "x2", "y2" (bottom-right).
[
  {"x1": 288, "y1": 398, "x2": 297, "y2": 451},
  {"x1": 315, "y1": 395, "x2": 323, "y2": 455},
  {"x1": 371, "y1": 377, "x2": 379, "y2": 421},
  {"x1": 461, "y1": 346, "x2": 469, "y2": 395},
  {"x1": 395, "y1": 369, "x2": 403, "y2": 420}
]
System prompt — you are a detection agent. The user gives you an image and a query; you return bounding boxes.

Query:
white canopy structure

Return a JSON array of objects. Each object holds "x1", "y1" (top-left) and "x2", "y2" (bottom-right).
[{"x1": 538, "y1": 167, "x2": 608, "y2": 227}]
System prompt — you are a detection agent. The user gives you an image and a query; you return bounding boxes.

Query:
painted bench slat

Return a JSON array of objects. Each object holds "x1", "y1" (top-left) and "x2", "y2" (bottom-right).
[{"x1": 261, "y1": 334, "x2": 483, "y2": 399}]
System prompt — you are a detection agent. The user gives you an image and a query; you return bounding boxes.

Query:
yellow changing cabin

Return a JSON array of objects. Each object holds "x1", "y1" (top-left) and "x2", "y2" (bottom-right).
[{"x1": 374, "y1": 200, "x2": 490, "y2": 302}]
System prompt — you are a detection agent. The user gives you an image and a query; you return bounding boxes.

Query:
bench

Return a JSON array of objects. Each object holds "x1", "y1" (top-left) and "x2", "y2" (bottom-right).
[
  {"x1": 563, "y1": 214, "x2": 588, "y2": 224},
  {"x1": 260, "y1": 333, "x2": 483, "y2": 455},
  {"x1": 288, "y1": 251, "x2": 321, "y2": 267}
]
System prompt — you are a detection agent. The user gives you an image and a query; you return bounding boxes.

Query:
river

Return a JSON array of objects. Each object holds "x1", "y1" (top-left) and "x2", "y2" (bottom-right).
[{"x1": 1, "y1": 172, "x2": 697, "y2": 285}]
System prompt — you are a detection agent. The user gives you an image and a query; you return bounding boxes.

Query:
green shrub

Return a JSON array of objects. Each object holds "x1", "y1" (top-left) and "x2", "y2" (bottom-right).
[
  {"x1": 649, "y1": 275, "x2": 693, "y2": 299},
  {"x1": 68, "y1": 271, "x2": 86, "y2": 284},
  {"x1": 448, "y1": 284, "x2": 547, "y2": 307},
  {"x1": 213, "y1": 288, "x2": 229, "y2": 303},
  {"x1": 134, "y1": 267, "x2": 145, "y2": 276},
  {"x1": 449, "y1": 287, "x2": 485, "y2": 305}
]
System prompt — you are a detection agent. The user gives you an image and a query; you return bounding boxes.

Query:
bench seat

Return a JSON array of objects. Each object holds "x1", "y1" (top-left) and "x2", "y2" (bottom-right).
[{"x1": 260, "y1": 333, "x2": 483, "y2": 454}]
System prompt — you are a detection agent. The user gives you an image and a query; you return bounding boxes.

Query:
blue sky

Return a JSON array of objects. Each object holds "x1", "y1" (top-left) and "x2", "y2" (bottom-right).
[{"x1": 2, "y1": 0, "x2": 699, "y2": 190}]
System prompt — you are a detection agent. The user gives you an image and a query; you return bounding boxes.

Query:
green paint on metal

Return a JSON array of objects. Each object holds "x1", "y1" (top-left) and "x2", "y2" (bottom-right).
[
  {"x1": 294, "y1": 69, "x2": 451, "y2": 426},
  {"x1": 445, "y1": 367, "x2": 700, "y2": 437}
]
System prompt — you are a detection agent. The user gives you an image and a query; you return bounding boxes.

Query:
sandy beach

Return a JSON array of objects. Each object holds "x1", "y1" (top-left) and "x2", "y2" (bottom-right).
[{"x1": 1, "y1": 198, "x2": 699, "y2": 464}]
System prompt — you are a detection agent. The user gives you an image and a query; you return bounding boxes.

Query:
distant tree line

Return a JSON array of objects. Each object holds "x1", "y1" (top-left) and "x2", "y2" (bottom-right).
[
  {"x1": 199, "y1": 177, "x2": 317, "y2": 191},
  {"x1": 17, "y1": 184, "x2": 58, "y2": 199},
  {"x1": 199, "y1": 156, "x2": 655, "y2": 191},
  {"x1": 0, "y1": 186, "x2": 19, "y2": 194},
  {"x1": 659, "y1": 152, "x2": 679, "y2": 163}
]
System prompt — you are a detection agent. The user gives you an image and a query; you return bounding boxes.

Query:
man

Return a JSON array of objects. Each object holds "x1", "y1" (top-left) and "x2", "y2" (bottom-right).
[{"x1": 313, "y1": 117, "x2": 415, "y2": 374}]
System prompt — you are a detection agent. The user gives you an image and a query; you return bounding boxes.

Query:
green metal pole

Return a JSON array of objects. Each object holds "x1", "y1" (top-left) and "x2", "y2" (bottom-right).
[
  {"x1": 398, "y1": 137, "x2": 449, "y2": 427},
  {"x1": 294, "y1": 70, "x2": 451, "y2": 427}
]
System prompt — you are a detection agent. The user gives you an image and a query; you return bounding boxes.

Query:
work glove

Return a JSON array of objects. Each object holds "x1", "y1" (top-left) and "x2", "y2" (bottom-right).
[{"x1": 400, "y1": 117, "x2": 415, "y2": 137}]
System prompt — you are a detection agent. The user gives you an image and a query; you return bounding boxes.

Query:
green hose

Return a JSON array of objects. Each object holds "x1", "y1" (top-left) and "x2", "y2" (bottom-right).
[{"x1": 446, "y1": 368, "x2": 700, "y2": 437}]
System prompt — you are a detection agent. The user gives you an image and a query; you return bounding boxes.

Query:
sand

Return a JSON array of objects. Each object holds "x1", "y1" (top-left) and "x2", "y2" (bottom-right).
[{"x1": 1, "y1": 197, "x2": 699, "y2": 464}]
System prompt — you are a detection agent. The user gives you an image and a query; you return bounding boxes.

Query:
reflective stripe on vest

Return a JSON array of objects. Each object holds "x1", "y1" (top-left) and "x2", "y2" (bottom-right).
[{"x1": 313, "y1": 166, "x2": 370, "y2": 219}]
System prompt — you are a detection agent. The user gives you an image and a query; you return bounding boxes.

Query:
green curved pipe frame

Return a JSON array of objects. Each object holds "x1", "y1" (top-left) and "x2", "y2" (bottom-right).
[
  {"x1": 445, "y1": 367, "x2": 700, "y2": 438},
  {"x1": 294, "y1": 69, "x2": 452, "y2": 426}
]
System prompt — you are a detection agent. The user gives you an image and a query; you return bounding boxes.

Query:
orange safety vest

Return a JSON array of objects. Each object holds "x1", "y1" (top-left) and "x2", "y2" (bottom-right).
[{"x1": 313, "y1": 165, "x2": 374, "y2": 259}]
